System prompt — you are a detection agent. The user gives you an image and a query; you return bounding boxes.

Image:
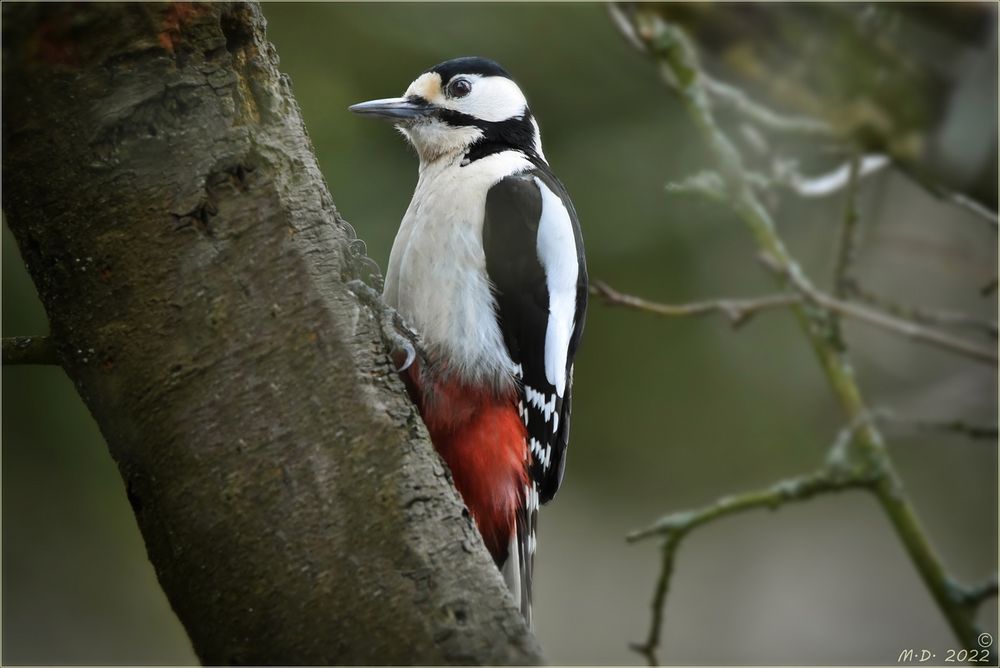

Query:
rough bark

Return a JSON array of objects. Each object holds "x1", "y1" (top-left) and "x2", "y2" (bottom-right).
[{"x1": 2, "y1": 3, "x2": 543, "y2": 664}]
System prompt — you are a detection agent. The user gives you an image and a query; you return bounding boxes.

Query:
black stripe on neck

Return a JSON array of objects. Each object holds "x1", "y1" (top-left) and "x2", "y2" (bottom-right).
[{"x1": 437, "y1": 109, "x2": 541, "y2": 164}]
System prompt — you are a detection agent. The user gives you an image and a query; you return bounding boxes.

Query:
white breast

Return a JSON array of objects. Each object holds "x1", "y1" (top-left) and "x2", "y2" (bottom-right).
[{"x1": 383, "y1": 150, "x2": 534, "y2": 387}]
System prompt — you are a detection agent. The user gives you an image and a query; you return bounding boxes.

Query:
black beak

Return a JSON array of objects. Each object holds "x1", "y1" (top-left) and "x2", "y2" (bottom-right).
[{"x1": 348, "y1": 96, "x2": 436, "y2": 121}]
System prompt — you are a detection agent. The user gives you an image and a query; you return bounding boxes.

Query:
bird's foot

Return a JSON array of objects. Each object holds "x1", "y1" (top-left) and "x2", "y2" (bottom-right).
[{"x1": 347, "y1": 279, "x2": 425, "y2": 373}]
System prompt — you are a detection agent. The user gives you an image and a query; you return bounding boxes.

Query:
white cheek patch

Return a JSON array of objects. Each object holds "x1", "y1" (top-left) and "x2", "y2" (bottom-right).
[{"x1": 442, "y1": 75, "x2": 529, "y2": 123}]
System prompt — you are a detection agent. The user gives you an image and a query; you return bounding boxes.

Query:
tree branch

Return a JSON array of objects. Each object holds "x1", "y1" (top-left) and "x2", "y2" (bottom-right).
[
  {"x1": 831, "y1": 154, "x2": 862, "y2": 299},
  {"x1": 664, "y1": 170, "x2": 728, "y2": 201},
  {"x1": 761, "y1": 253, "x2": 999, "y2": 365},
  {"x1": 626, "y1": 446, "x2": 878, "y2": 667},
  {"x1": 898, "y1": 168, "x2": 1000, "y2": 232},
  {"x1": 847, "y1": 284, "x2": 998, "y2": 339},
  {"x1": 591, "y1": 280, "x2": 799, "y2": 328},
  {"x1": 628, "y1": 532, "x2": 681, "y2": 668},
  {"x1": 627, "y1": 467, "x2": 875, "y2": 544},
  {"x1": 957, "y1": 575, "x2": 999, "y2": 610},
  {"x1": 873, "y1": 409, "x2": 998, "y2": 442},
  {"x1": 2, "y1": 336, "x2": 58, "y2": 366},
  {"x1": 701, "y1": 74, "x2": 838, "y2": 139},
  {"x1": 593, "y1": 270, "x2": 998, "y2": 366}
]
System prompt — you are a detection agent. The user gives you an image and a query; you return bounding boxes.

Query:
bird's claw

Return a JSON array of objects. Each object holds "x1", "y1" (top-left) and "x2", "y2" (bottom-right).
[
  {"x1": 390, "y1": 337, "x2": 417, "y2": 373},
  {"x1": 347, "y1": 279, "x2": 424, "y2": 374}
]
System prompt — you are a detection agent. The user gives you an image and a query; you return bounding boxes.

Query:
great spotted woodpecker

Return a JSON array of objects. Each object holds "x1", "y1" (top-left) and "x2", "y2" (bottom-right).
[{"x1": 350, "y1": 57, "x2": 587, "y2": 625}]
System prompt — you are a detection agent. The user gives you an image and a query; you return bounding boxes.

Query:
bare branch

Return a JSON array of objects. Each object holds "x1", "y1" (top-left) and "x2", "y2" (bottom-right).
[
  {"x1": 947, "y1": 192, "x2": 999, "y2": 231},
  {"x1": 701, "y1": 73, "x2": 837, "y2": 139},
  {"x1": 606, "y1": 2, "x2": 648, "y2": 54},
  {"x1": 832, "y1": 154, "x2": 862, "y2": 298},
  {"x1": 958, "y1": 575, "x2": 999, "y2": 610},
  {"x1": 664, "y1": 170, "x2": 727, "y2": 202},
  {"x1": 626, "y1": 463, "x2": 875, "y2": 665},
  {"x1": 591, "y1": 280, "x2": 799, "y2": 328},
  {"x1": 760, "y1": 253, "x2": 999, "y2": 365},
  {"x1": 847, "y1": 284, "x2": 998, "y2": 339},
  {"x1": 899, "y1": 167, "x2": 999, "y2": 232},
  {"x1": 629, "y1": 532, "x2": 680, "y2": 667},
  {"x1": 2, "y1": 336, "x2": 58, "y2": 366},
  {"x1": 628, "y1": 467, "x2": 874, "y2": 544},
  {"x1": 873, "y1": 409, "x2": 998, "y2": 441}
]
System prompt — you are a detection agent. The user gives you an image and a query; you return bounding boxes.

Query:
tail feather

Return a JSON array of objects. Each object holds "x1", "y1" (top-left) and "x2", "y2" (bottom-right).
[
  {"x1": 501, "y1": 530, "x2": 524, "y2": 617},
  {"x1": 516, "y1": 481, "x2": 540, "y2": 626},
  {"x1": 501, "y1": 480, "x2": 538, "y2": 626}
]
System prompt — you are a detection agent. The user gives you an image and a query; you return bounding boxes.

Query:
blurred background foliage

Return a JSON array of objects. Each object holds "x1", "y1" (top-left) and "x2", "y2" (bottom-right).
[{"x1": 3, "y1": 3, "x2": 996, "y2": 664}]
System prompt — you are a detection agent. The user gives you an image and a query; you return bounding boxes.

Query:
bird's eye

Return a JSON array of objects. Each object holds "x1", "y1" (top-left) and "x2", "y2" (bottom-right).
[{"x1": 448, "y1": 78, "x2": 472, "y2": 98}]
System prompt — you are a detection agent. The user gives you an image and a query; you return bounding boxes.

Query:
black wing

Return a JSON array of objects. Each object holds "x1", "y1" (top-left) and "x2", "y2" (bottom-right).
[{"x1": 483, "y1": 167, "x2": 587, "y2": 503}]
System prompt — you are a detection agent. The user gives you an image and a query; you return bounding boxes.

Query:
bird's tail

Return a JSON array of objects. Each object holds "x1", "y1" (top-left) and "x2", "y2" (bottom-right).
[{"x1": 503, "y1": 481, "x2": 539, "y2": 627}]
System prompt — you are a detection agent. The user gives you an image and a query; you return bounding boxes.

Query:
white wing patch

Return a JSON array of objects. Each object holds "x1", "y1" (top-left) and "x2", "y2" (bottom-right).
[{"x1": 533, "y1": 177, "x2": 579, "y2": 397}]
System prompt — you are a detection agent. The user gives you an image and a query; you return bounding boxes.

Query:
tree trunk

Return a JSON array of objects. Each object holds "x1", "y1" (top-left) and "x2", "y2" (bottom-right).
[{"x1": 1, "y1": 2, "x2": 543, "y2": 664}]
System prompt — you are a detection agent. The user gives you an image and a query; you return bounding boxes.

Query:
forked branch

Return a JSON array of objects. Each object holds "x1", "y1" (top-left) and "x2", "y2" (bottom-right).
[
  {"x1": 627, "y1": 460, "x2": 876, "y2": 666},
  {"x1": 759, "y1": 253, "x2": 998, "y2": 366}
]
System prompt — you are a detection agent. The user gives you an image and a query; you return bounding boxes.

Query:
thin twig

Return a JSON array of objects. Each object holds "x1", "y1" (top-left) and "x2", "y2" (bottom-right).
[
  {"x1": 664, "y1": 170, "x2": 727, "y2": 201},
  {"x1": 592, "y1": 280, "x2": 800, "y2": 328},
  {"x1": 759, "y1": 253, "x2": 999, "y2": 366},
  {"x1": 848, "y1": 284, "x2": 998, "y2": 339},
  {"x1": 832, "y1": 154, "x2": 862, "y2": 298},
  {"x1": 629, "y1": 533, "x2": 680, "y2": 667},
  {"x1": 873, "y1": 409, "x2": 998, "y2": 441},
  {"x1": 2, "y1": 336, "x2": 58, "y2": 365},
  {"x1": 627, "y1": 460, "x2": 876, "y2": 664},
  {"x1": 595, "y1": 272, "x2": 998, "y2": 366},
  {"x1": 628, "y1": 467, "x2": 874, "y2": 544},
  {"x1": 946, "y1": 193, "x2": 1000, "y2": 231},
  {"x1": 958, "y1": 575, "x2": 999, "y2": 610},
  {"x1": 702, "y1": 73, "x2": 837, "y2": 139},
  {"x1": 899, "y1": 166, "x2": 999, "y2": 232}
]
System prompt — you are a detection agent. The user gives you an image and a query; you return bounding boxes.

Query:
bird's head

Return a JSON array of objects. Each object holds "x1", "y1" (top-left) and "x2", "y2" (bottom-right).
[{"x1": 349, "y1": 57, "x2": 545, "y2": 165}]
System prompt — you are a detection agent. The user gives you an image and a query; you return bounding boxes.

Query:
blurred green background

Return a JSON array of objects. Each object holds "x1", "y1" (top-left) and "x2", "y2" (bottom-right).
[{"x1": 3, "y1": 3, "x2": 997, "y2": 664}]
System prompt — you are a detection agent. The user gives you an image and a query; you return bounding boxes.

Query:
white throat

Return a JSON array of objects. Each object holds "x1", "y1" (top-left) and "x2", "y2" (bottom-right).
[{"x1": 399, "y1": 120, "x2": 484, "y2": 164}]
